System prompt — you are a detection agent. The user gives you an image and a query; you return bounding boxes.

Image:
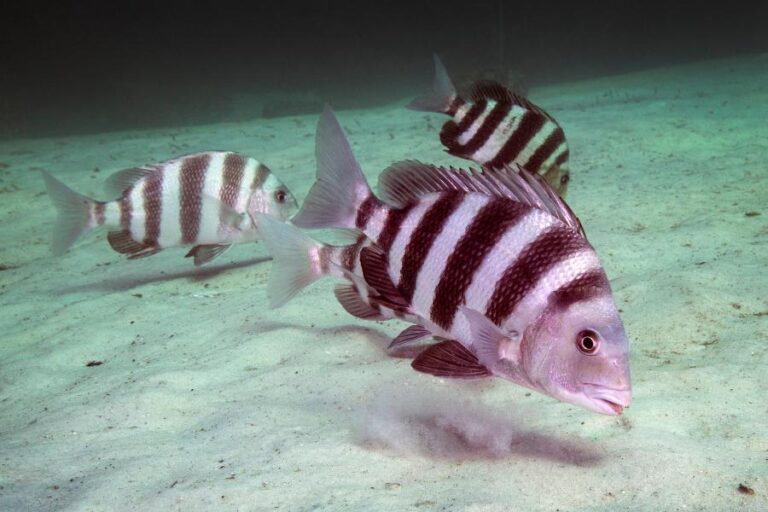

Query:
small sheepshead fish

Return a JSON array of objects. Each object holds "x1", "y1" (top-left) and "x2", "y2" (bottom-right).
[
  {"x1": 41, "y1": 151, "x2": 297, "y2": 265},
  {"x1": 408, "y1": 55, "x2": 571, "y2": 196},
  {"x1": 289, "y1": 106, "x2": 631, "y2": 415}
]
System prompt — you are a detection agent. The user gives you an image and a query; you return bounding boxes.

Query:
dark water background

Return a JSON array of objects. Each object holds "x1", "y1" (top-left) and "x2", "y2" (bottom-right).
[{"x1": 2, "y1": 0, "x2": 767, "y2": 139}]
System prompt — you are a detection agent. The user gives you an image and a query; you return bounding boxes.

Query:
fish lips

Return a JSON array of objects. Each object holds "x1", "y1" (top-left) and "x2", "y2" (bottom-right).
[{"x1": 582, "y1": 383, "x2": 632, "y2": 416}]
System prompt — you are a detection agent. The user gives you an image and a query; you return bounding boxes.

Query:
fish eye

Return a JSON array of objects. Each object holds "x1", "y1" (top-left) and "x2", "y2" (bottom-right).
[
  {"x1": 560, "y1": 173, "x2": 570, "y2": 185},
  {"x1": 576, "y1": 330, "x2": 600, "y2": 355},
  {"x1": 274, "y1": 189, "x2": 287, "y2": 203}
]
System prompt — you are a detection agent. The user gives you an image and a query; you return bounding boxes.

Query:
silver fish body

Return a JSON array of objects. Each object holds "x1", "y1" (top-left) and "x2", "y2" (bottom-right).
[
  {"x1": 42, "y1": 151, "x2": 297, "y2": 265},
  {"x1": 280, "y1": 107, "x2": 630, "y2": 415},
  {"x1": 408, "y1": 55, "x2": 571, "y2": 196}
]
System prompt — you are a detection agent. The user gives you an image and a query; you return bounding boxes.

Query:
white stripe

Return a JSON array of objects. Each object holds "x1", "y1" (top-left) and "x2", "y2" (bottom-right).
[
  {"x1": 453, "y1": 103, "x2": 471, "y2": 124},
  {"x1": 236, "y1": 158, "x2": 259, "y2": 212},
  {"x1": 364, "y1": 207, "x2": 388, "y2": 241},
  {"x1": 157, "y1": 160, "x2": 182, "y2": 247},
  {"x1": 196, "y1": 152, "x2": 225, "y2": 244},
  {"x1": 449, "y1": 209, "x2": 558, "y2": 342},
  {"x1": 128, "y1": 180, "x2": 146, "y2": 242},
  {"x1": 457, "y1": 102, "x2": 495, "y2": 146},
  {"x1": 518, "y1": 121, "x2": 558, "y2": 168},
  {"x1": 471, "y1": 105, "x2": 525, "y2": 164},
  {"x1": 104, "y1": 201, "x2": 121, "y2": 227},
  {"x1": 542, "y1": 142, "x2": 568, "y2": 171},
  {"x1": 411, "y1": 194, "x2": 490, "y2": 319},
  {"x1": 387, "y1": 199, "x2": 434, "y2": 286}
]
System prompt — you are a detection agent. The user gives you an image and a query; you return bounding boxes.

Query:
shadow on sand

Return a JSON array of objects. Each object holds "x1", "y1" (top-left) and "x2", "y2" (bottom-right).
[{"x1": 52, "y1": 256, "x2": 272, "y2": 295}]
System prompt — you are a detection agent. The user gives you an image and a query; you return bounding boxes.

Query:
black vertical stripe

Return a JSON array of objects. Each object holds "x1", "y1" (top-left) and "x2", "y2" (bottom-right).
[
  {"x1": 547, "y1": 269, "x2": 611, "y2": 311},
  {"x1": 430, "y1": 198, "x2": 527, "y2": 330},
  {"x1": 119, "y1": 190, "x2": 132, "y2": 229},
  {"x1": 455, "y1": 101, "x2": 511, "y2": 156},
  {"x1": 397, "y1": 192, "x2": 464, "y2": 303},
  {"x1": 523, "y1": 127, "x2": 565, "y2": 174},
  {"x1": 439, "y1": 101, "x2": 486, "y2": 150},
  {"x1": 142, "y1": 170, "x2": 163, "y2": 245},
  {"x1": 555, "y1": 149, "x2": 570, "y2": 168},
  {"x1": 220, "y1": 153, "x2": 246, "y2": 209},
  {"x1": 93, "y1": 202, "x2": 106, "y2": 226},
  {"x1": 180, "y1": 153, "x2": 211, "y2": 244},
  {"x1": 485, "y1": 225, "x2": 589, "y2": 325},
  {"x1": 487, "y1": 111, "x2": 546, "y2": 169},
  {"x1": 355, "y1": 195, "x2": 378, "y2": 230},
  {"x1": 251, "y1": 164, "x2": 270, "y2": 191},
  {"x1": 376, "y1": 202, "x2": 415, "y2": 253}
]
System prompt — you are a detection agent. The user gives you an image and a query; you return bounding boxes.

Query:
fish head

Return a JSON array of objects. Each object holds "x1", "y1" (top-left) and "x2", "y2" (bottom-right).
[
  {"x1": 247, "y1": 170, "x2": 298, "y2": 223},
  {"x1": 542, "y1": 164, "x2": 570, "y2": 197},
  {"x1": 522, "y1": 294, "x2": 631, "y2": 415}
]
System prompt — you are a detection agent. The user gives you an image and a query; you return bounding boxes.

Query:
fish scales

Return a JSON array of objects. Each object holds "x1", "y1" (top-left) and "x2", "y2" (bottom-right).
[
  {"x1": 264, "y1": 107, "x2": 630, "y2": 415},
  {"x1": 409, "y1": 55, "x2": 571, "y2": 196},
  {"x1": 41, "y1": 151, "x2": 297, "y2": 265}
]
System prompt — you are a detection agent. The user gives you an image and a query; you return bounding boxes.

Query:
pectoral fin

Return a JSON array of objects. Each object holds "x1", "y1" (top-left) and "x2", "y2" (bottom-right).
[{"x1": 460, "y1": 306, "x2": 521, "y2": 369}]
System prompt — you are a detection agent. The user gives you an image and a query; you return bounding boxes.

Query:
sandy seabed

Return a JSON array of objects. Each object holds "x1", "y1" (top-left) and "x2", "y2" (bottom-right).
[{"x1": 0, "y1": 55, "x2": 766, "y2": 511}]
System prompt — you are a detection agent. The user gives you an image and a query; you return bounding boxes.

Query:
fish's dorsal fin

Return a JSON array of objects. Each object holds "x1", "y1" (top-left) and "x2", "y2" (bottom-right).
[
  {"x1": 411, "y1": 340, "x2": 492, "y2": 379},
  {"x1": 378, "y1": 161, "x2": 585, "y2": 237},
  {"x1": 469, "y1": 80, "x2": 555, "y2": 122},
  {"x1": 406, "y1": 54, "x2": 458, "y2": 114},
  {"x1": 103, "y1": 166, "x2": 160, "y2": 198}
]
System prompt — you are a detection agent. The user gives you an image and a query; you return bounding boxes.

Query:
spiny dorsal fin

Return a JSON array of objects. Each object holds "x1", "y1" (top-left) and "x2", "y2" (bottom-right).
[
  {"x1": 378, "y1": 161, "x2": 585, "y2": 237},
  {"x1": 469, "y1": 80, "x2": 555, "y2": 122},
  {"x1": 103, "y1": 166, "x2": 160, "y2": 198}
]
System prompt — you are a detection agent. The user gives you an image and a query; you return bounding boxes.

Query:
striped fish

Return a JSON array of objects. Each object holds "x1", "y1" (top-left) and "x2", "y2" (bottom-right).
[
  {"x1": 285, "y1": 107, "x2": 630, "y2": 415},
  {"x1": 41, "y1": 151, "x2": 297, "y2": 265},
  {"x1": 408, "y1": 55, "x2": 571, "y2": 197}
]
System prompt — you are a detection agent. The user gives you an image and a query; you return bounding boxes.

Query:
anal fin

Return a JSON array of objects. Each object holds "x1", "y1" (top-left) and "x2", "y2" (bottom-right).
[
  {"x1": 185, "y1": 244, "x2": 231, "y2": 266},
  {"x1": 107, "y1": 230, "x2": 161, "y2": 259},
  {"x1": 412, "y1": 340, "x2": 491, "y2": 379},
  {"x1": 334, "y1": 283, "x2": 387, "y2": 320},
  {"x1": 389, "y1": 324, "x2": 432, "y2": 349}
]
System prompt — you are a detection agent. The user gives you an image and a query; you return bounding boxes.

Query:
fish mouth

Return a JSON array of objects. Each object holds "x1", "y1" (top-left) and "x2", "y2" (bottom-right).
[
  {"x1": 583, "y1": 384, "x2": 632, "y2": 416},
  {"x1": 595, "y1": 398, "x2": 625, "y2": 415}
]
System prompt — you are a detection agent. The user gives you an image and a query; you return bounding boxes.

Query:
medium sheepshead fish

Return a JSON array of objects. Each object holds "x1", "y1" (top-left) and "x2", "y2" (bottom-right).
[
  {"x1": 41, "y1": 151, "x2": 297, "y2": 265},
  {"x1": 290, "y1": 107, "x2": 631, "y2": 415},
  {"x1": 408, "y1": 55, "x2": 571, "y2": 196}
]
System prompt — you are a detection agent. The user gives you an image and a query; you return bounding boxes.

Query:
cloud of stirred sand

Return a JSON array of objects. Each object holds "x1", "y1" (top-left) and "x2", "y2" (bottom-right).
[{"x1": 354, "y1": 384, "x2": 603, "y2": 465}]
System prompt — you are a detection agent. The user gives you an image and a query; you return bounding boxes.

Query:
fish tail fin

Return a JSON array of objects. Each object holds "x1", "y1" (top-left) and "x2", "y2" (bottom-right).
[
  {"x1": 41, "y1": 171, "x2": 105, "y2": 256},
  {"x1": 256, "y1": 213, "x2": 327, "y2": 308},
  {"x1": 407, "y1": 54, "x2": 458, "y2": 113},
  {"x1": 291, "y1": 105, "x2": 376, "y2": 230}
]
